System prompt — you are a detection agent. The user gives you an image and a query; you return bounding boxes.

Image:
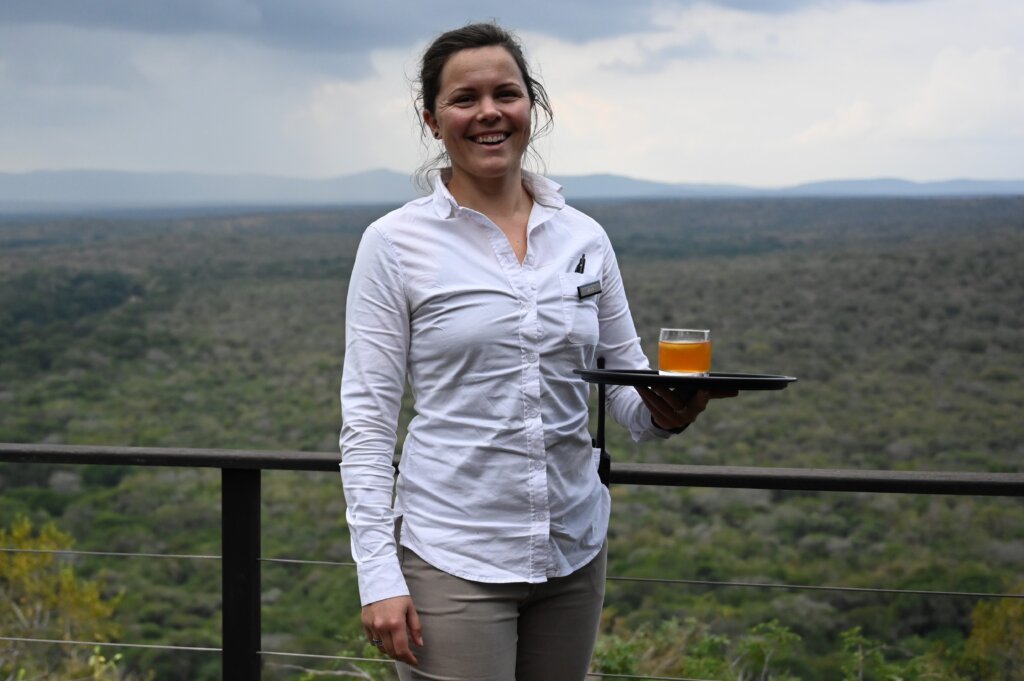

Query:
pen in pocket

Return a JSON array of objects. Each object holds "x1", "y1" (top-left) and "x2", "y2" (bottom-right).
[{"x1": 573, "y1": 253, "x2": 586, "y2": 273}]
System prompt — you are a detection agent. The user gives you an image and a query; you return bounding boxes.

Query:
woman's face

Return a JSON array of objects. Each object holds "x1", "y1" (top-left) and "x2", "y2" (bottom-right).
[{"x1": 424, "y1": 46, "x2": 533, "y2": 185}]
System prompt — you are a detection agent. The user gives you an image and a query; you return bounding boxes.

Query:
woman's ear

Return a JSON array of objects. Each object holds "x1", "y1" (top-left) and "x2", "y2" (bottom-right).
[{"x1": 423, "y1": 110, "x2": 441, "y2": 140}]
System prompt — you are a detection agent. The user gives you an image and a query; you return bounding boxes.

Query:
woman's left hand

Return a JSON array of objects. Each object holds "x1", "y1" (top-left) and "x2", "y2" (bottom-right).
[{"x1": 636, "y1": 386, "x2": 738, "y2": 432}]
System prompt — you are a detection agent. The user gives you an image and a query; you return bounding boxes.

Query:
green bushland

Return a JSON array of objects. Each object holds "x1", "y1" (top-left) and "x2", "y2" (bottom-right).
[
  {"x1": 1, "y1": 197, "x2": 1022, "y2": 680},
  {"x1": 0, "y1": 517, "x2": 151, "y2": 680}
]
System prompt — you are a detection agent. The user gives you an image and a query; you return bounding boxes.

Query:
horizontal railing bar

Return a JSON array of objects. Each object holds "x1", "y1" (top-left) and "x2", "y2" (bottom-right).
[
  {"x1": 0, "y1": 442, "x2": 339, "y2": 471},
  {"x1": 588, "y1": 674, "x2": 718, "y2": 681},
  {"x1": 261, "y1": 557, "x2": 357, "y2": 567},
  {"x1": 0, "y1": 548, "x2": 356, "y2": 567},
  {"x1": 3, "y1": 443, "x2": 1022, "y2": 496},
  {"x1": 612, "y1": 462, "x2": 1024, "y2": 496},
  {"x1": 606, "y1": 575, "x2": 1024, "y2": 599},
  {"x1": 260, "y1": 650, "x2": 392, "y2": 664},
  {"x1": 0, "y1": 547, "x2": 220, "y2": 560},
  {"x1": 0, "y1": 636, "x2": 219, "y2": 653}
]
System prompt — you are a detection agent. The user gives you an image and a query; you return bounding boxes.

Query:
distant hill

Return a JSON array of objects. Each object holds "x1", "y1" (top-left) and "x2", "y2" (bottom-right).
[
  {"x1": 555, "y1": 175, "x2": 1024, "y2": 199},
  {"x1": 1, "y1": 169, "x2": 1021, "y2": 212},
  {"x1": 0, "y1": 169, "x2": 417, "y2": 212}
]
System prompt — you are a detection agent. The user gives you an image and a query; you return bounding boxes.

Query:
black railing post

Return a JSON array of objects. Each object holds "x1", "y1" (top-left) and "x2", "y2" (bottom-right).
[
  {"x1": 222, "y1": 468, "x2": 261, "y2": 680},
  {"x1": 596, "y1": 357, "x2": 610, "y2": 486}
]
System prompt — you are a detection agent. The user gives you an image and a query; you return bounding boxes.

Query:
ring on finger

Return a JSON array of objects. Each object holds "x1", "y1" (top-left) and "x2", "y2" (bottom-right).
[{"x1": 371, "y1": 637, "x2": 384, "y2": 647}]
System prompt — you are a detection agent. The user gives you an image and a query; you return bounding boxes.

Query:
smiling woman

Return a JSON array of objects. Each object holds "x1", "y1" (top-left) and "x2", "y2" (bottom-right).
[{"x1": 338, "y1": 22, "x2": 733, "y2": 681}]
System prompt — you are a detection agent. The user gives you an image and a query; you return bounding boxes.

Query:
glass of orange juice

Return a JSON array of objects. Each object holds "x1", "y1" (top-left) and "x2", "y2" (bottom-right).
[{"x1": 659, "y1": 328, "x2": 712, "y2": 376}]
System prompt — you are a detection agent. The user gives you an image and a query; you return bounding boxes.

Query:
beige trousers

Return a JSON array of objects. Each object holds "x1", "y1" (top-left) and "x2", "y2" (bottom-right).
[{"x1": 396, "y1": 543, "x2": 607, "y2": 681}]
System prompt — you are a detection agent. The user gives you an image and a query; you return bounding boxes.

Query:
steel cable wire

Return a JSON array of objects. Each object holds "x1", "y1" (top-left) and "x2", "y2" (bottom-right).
[{"x1": 3, "y1": 547, "x2": 1021, "y2": 599}]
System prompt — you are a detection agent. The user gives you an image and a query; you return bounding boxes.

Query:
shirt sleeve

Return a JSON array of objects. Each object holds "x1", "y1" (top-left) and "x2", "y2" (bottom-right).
[
  {"x1": 594, "y1": 231, "x2": 671, "y2": 442},
  {"x1": 339, "y1": 225, "x2": 411, "y2": 606}
]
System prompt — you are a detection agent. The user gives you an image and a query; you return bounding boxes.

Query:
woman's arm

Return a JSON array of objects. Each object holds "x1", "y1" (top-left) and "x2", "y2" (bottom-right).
[
  {"x1": 592, "y1": 232, "x2": 734, "y2": 439},
  {"x1": 340, "y1": 225, "x2": 424, "y2": 663},
  {"x1": 340, "y1": 225, "x2": 411, "y2": 605}
]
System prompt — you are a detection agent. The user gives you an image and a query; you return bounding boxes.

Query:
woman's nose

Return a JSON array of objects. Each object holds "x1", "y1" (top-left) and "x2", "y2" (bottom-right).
[{"x1": 477, "y1": 96, "x2": 500, "y2": 121}]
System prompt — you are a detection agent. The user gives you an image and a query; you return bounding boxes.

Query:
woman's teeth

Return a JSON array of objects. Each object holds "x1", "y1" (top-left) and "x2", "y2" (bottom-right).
[{"x1": 474, "y1": 134, "x2": 507, "y2": 144}]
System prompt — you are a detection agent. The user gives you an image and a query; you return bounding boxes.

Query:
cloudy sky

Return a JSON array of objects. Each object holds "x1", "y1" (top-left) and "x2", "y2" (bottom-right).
[{"x1": 1, "y1": 0, "x2": 1022, "y2": 187}]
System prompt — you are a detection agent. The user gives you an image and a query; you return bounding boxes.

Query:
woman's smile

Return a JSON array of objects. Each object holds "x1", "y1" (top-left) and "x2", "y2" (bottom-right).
[{"x1": 471, "y1": 132, "x2": 510, "y2": 145}]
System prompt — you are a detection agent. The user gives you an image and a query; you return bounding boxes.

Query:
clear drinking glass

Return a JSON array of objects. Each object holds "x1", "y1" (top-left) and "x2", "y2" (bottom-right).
[{"x1": 658, "y1": 328, "x2": 712, "y2": 376}]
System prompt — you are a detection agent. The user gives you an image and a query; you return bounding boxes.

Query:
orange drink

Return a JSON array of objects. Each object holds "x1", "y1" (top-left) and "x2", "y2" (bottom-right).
[{"x1": 659, "y1": 329, "x2": 712, "y2": 376}]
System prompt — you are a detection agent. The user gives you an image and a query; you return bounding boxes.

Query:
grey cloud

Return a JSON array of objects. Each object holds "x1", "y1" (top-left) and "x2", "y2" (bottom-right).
[
  {"x1": 711, "y1": 0, "x2": 826, "y2": 11},
  {"x1": 0, "y1": 27, "x2": 146, "y2": 89},
  {"x1": 705, "y1": 0, "x2": 925, "y2": 11},
  {"x1": 603, "y1": 34, "x2": 720, "y2": 75},
  {"x1": 0, "y1": 0, "x2": 655, "y2": 52},
  {"x1": 2, "y1": 0, "x2": 418, "y2": 54},
  {"x1": 0, "y1": 0, "x2": 925, "y2": 56}
]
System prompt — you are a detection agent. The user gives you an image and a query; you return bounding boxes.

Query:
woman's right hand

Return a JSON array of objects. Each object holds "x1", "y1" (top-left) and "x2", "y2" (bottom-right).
[{"x1": 362, "y1": 595, "x2": 424, "y2": 665}]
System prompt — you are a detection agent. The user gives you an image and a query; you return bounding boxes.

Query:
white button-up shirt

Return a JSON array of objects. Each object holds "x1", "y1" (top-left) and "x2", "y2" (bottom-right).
[{"x1": 340, "y1": 172, "x2": 667, "y2": 606}]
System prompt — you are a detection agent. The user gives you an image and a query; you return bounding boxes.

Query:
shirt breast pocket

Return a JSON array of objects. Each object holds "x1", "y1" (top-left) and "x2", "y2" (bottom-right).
[{"x1": 559, "y1": 273, "x2": 600, "y2": 346}]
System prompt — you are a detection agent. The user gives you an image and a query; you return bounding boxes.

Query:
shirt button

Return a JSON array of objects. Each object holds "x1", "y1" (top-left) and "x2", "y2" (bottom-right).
[{"x1": 526, "y1": 353, "x2": 537, "y2": 363}]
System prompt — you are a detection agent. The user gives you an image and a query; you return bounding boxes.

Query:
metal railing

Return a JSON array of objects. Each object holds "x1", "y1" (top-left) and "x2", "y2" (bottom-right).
[{"x1": 2, "y1": 441, "x2": 1023, "y2": 680}]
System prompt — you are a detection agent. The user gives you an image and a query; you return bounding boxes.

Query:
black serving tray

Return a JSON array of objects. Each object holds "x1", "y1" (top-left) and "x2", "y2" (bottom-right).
[{"x1": 575, "y1": 369, "x2": 797, "y2": 391}]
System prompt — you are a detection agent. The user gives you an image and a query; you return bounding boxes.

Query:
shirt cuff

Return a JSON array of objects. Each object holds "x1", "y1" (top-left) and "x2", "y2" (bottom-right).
[{"x1": 356, "y1": 553, "x2": 410, "y2": 606}]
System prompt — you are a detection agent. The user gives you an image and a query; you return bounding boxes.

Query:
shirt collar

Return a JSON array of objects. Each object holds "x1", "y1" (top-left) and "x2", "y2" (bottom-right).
[{"x1": 429, "y1": 169, "x2": 565, "y2": 219}]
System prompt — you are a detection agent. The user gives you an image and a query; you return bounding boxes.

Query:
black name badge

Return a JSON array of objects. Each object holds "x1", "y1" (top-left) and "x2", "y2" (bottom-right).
[{"x1": 577, "y1": 280, "x2": 602, "y2": 299}]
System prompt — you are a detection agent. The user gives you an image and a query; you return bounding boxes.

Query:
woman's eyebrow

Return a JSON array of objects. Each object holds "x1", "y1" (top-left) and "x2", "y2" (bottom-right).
[{"x1": 446, "y1": 80, "x2": 523, "y2": 94}]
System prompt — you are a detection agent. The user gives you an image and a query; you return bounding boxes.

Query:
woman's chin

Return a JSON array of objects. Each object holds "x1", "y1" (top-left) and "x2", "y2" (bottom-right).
[{"x1": 454, "y1": 159, "x2": 523, "y2": 183}]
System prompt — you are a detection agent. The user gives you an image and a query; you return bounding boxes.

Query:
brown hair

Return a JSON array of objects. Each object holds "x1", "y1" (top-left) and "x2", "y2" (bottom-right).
[{"x1": 414, "y1": 22, "x2": 553, "y2": 190}]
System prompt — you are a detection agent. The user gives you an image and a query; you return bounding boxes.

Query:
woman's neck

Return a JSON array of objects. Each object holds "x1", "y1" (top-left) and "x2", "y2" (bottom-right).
[
  {"x1": 447, "y1": 167, "x2": 534, "y2": 264},
  {"x1": 447, "y1": 168, "x2": 531, "y2": 221}
]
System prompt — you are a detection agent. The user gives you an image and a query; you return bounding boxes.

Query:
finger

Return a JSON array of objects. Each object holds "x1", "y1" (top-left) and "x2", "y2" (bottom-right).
[
  {"x1": 637, "y1": 386, "x2": 683, "y2": 414},
  {"x1": 687, "y1": 390, "x2": 710, "y2": 413},
  {"x1": 367, "y1": 632, "x2": 386, "y2": 655},
  {"x1": 637, "y1": 387, "x2": 678, "y2": 428},
  {"x1": 387, "y1": 626, "x2": 418, "y2": 666},
  {"x1": 638, "y1": 388, "x2": 689, "y2": 430},
  {"x1": 407, "y1": 602, "x2": 424, "y2": 647},
  {"x1": 649, "y1": 386, "x2": 694, "y2": 411}
]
